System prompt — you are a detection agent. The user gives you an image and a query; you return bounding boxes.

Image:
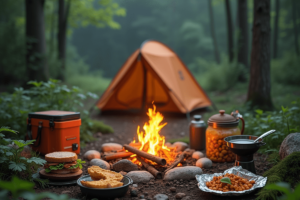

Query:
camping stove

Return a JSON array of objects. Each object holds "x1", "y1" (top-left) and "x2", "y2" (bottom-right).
[{"x1": 224, "y1": 135, "x2": 266, "y2": 174}]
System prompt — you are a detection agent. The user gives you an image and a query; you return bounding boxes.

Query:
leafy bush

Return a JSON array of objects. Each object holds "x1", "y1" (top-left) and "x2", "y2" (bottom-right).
[
  {"x1": 264, "y1": 182, "x2": 300, "y2": 200},
  {"x1": 243, "y1": 100, "x2": 300, "y2": 153},
  {"x1": 272, "y1": 52, "x2": 300, "y2": 86},
  {"x1": 0, "y1": 127, "x2": 46, "y2": 181},
  {"x1": 0, "y1": 79, "x2": 113, "y2": 143},
  {"x1": 0, "y1": 176, "x2": 76, "y2": 200},
  {"x1": 194, "y1": 56, "x2": 246, "y2": 92}
]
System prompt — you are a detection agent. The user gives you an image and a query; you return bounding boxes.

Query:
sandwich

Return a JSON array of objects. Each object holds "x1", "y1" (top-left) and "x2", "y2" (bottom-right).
[{"x1": 44, "y1": 151, "x2": 85, "y2": 174}]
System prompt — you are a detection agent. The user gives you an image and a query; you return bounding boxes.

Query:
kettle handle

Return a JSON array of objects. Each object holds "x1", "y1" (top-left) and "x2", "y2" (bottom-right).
[{"x1": 240, "y1": 117, "x2": 245, "y2": 135}]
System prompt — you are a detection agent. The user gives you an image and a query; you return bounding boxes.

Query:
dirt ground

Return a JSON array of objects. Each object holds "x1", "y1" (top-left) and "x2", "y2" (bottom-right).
[{"x1": 35, "y1": 112, "x2": 273, "y2": 200}]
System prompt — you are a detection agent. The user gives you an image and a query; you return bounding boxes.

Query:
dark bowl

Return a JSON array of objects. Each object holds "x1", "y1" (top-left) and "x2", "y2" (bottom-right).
[
  {"x1": 77, "y1": 175, "x2": 133, "y2": 198},
  {"x1": 224, "y1": 135, "x2": 266, "y2": 156}
]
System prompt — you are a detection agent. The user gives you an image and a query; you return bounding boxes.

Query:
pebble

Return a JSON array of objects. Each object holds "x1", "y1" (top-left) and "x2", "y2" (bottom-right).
[
  {"x1": 126, "y1": 171, "x2": 155, "y2": 183},
  {"x1": 139, "y1": 195, "x2": 145, "y2": 199},
  {"x1": 84, "y1": 150, "x2": 101, "y2": 161},
  {"x1": 132, "y1": 184, "x2": 138, "y2": 188},
  {"x1": 196, "y1": 158, "x2": 212, "y2": 168},
  {"x1": 101, "y1": 143, "x2": 123, "y2": 152},
  {"x1": 153, "y1": 194, "x2": 169, "y2": 200},
  {"x1": 90, "y1": 159, "x2": 110, "y2": 170},
  {"x1": 130, "y1": 189, "x2": 138, "y2": 197},
  {"x1": 61, "y1": 190, "x2": 71, "y2": 194},
  {"x1": 192, "y1": 151, "x2": 204, "y2": 160},
  {"x1": 119, "y1": 171, "x2": 127, "y2": 176},
  {"x1": 113, "y1": 159, "x2": 138, "y2": 172},
  {"x1": 182, "y1": 196, "x2": 192, "y2": 200},
  {"x1": 169, "y1": 187, "x2": 176, "y2": 193},
  {"x1": 173, "y1": 142, "x2": 188, "y2": 152},
  {"x1": 175, "y1": 193, "x2": 186, "y2": 199},
  {"x1": 163, "y1": 166, "x2": 203, "y2": 181}
]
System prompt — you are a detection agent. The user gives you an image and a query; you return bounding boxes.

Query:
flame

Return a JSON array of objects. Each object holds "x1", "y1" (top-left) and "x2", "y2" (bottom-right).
[{"x1": 130, "y1": 104, "x2": 177, "y2": 165}]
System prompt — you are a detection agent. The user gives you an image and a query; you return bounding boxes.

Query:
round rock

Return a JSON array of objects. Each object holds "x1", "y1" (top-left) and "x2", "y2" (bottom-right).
[
  {"x1": 192, "y1": 151, "x2": 204, "y2": 160},
  {"x1": 84, "y1": 150, "x2": 101, "y2": 161},
  {"x1": 113, "y1": 159, "x2": 138, "y2": 172},
  {"x1": 101, "y1": 143, "x2": 123, "y2": 152},
  {"x1": 90, "y1": 159, "x2": 110, "y2": 170},
  {"x1": 163, "y1": 166, "x2": 203, "y2": 181},
  {"x1": 175, "y1": 193, "x2": 186, "y2": 199},
  {"x1": 196, "y1": 158, "x2": 212, "y2": 168},
  {"x1": 126, "y1": 171, "x2": 154, "y2": 183},
  {"x1": 279, "y1": 133, "x2": 300, "y2": 159},
  {"x1": 153, "y1": 194, "x2": 169, "y2": 200},
  {"x1": 173, "y1": 142, "x2": 188, "y2": 152}
]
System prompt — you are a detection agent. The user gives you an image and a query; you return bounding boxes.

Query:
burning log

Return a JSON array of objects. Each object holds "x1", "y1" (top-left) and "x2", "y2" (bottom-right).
[
  {"x1": 124, "y1": 144, "x2": 167, "y2": 166},
  {"x1": 137, "y1": 156, "x2": 162, "y2": 179},
  {"x1": 103, "y1": 152, "x2": 133, "y2": 161},
  {"x1": 164, "y1": 152, "x2": 187, "y2": 173}
]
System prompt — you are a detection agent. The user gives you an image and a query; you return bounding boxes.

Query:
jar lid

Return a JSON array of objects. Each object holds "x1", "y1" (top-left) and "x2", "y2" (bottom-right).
[{"x1": 207, "y1": 110, "x2": 239, "y2": 127}]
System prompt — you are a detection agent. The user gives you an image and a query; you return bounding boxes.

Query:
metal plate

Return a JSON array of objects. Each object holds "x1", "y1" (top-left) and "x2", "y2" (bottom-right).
[
  {"x1": 196, "y1": 166, "x2": 267, "y2": 196},
  {"x1": 32, "y1": 169, "x2": 80, "y2": 186}
]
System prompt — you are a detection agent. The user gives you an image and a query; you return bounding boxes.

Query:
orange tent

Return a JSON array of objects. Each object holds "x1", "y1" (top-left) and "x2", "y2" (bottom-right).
[{"x1": 96, "y1": 40, "x2": 212, "y2": 114}]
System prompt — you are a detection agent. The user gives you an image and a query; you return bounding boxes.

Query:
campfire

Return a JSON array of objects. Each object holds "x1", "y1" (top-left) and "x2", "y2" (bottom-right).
[
  {"x1": 129, "y1": 105, "x2": 177, "y2": 165},
  {"x1": 102, "y1": 104, "x2": 195, "y2": 178}
]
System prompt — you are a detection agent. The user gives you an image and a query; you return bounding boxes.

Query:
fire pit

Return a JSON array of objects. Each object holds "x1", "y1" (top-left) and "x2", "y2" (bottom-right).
[{"x1": 101, "y1": 105, "x2": 197, "y2": 178}]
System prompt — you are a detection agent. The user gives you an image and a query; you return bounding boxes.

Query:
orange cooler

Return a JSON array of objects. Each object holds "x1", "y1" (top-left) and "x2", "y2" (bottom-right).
[{"x1": 27, "y1": 110, "x2": 81, "y2": 155}]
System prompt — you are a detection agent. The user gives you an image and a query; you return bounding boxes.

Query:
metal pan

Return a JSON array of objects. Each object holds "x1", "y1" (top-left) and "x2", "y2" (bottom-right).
[{"x1": 77, "y1": 175, "x2": 133, "y2": 198}]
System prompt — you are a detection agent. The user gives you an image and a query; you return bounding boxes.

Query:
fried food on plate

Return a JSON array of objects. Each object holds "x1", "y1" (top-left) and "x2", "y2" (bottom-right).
[
  {"x1": 88, "y1": 166, "x2": 123, "y2": 181},
  {"x1": 80, "y1": 166, "x2": 124, "y2": 189}
]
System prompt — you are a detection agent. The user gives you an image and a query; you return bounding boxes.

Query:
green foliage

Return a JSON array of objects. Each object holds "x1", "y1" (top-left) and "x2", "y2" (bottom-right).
[
  {"x1": 0, "y1": 176, "x2": 77, "y2": 200},
  {"x1": 194, "y1": 56, "x2": 246, "y2": 92},
  {"x1": 220, "y1": 177, "x2": 231, "y2": 185},
  {"x1": 256, "y1": 152, "x2": 300, "y2": 200},
  {"x1": 0, "y1": 127, "x2": 46, "y2": 181},
  {"x1": 167, "y1": 137, "x2": 189, "y2": 144},
  {"x1": 271, "y1": 53, "x2": 300, "y2": 86},
  {"x1": 243, "y1": 100, "x2": 300, "y2": 153},
  {"x1": 264, "y1": 182, "x2": 300, "y2": 200},
  {"x1": 0, "y1": 79, "x2": 111, "y2": 143}
]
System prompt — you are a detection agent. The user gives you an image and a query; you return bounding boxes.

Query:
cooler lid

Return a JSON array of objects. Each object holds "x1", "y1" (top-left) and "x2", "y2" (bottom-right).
[{"x1": 28, "y1": 110, "x2": 80, "y2": 121}]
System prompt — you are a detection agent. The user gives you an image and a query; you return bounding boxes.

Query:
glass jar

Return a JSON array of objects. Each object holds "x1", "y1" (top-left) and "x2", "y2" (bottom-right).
[{"x1": 206, "y1": 110, "x2": 244, "y2": 163}]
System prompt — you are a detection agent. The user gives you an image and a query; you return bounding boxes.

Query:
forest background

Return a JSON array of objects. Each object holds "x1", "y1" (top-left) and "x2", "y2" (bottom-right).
[{"x1": 0, "y1": 0, "x2": 299, "y2": 112}]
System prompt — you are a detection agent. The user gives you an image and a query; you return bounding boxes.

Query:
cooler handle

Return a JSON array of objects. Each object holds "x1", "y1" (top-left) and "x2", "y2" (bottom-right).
[
  {"x1": 32, "y1": 121, "x2": 43, "y2": 147},
  {"x1": 27, "y1": 118, "x2": 33, "y2": 140}
]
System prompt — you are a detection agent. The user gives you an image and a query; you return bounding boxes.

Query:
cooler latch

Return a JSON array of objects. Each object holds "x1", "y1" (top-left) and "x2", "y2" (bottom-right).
[{"x1": 49, "y1": 118, "x2": 55, "y2": 130}]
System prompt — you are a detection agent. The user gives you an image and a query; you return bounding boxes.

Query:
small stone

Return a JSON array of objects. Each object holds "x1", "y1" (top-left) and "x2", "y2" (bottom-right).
[
  {"x1": 192, "y1": 151, "x2": 204, "y2": 160},
  {"x1": 84, "y1": 150, "x2": 101, "y2": 161},
  {"x1": 169, "y1": 187, "x2": 176, "y2": 193},
  {"x1": 119, "y1": 171, "x2": 127, "y2": 176},
  {"x1": 133, "y1": 184, "x2": 138, "y2": 188},
  {"x1": 113, "y1": 159, "x2": 138, "y2": 172},
  {"x1": 165, "y1": 142, "x2": 172, "y2": 148},
  {"x1": 101, "y1": 143, "x2": 123, "y2": 152},
  {"x1": 144, "y1": 192, "x2": 148, "y2": 196},
  {"x1": 182, "y1": 196, "x2": 192, "y2": 200},
  {"x1": 139, "y1": 195, "x2": 145, "y2": 199},
  {"x1": 110, "y1": 138, "x2": 114, "y2": 142},
  {"x1": 173, "y1": 142, "x2": 188, "y2": 152},
  {"x1": 90, "y1": 159, "x2": 110, "y2": 170},
  {"x1": 153, "y1": 194, "x2": 169, "y2": 200},
  {"x1": 130, "y1": 189, "x2": 138, "y2": 197},
  {"x1": 20, "y1": 146, "x2": 32, "y2": 158},
  {"x1": 279, "y1": 133, "x2": 300, "y2": 159},
  {"x1": 175, "y1": 193, "x2": 186, "y2": 199},
  {"x1": 165, "y1": 182, "x2": 170, "y2": 186},
  {"x1": 163, "y1": 166, "x2": 203, "y2": 181},
  {"x1": 126, "y1": 171, "x2": 155, "y2": 183},
  {"x1": 96, "y1": 132, "x2": 102, "y2": 137},
  {"x1": 196, "y1": 158, "x2": 212, "y2": 168}
]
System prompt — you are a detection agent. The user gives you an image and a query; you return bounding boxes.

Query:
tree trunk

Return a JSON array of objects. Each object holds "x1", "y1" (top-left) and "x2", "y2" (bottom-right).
[
  {"x1": 237, "y1": 0, "x2": 249, "y2": 82},
  {"x1": 273, "y1": 0, "x2": 279, "y2": 58},
  {"x1": 208, "y1": 0, "x2": 220, "y2": 64},
  {"x1": 225, "y1": 0, "x2": 234, "y2": 62},
  {"x1": 57, "y1": 0, "x2": 71, "y2": 81},
  {"x1": 292, "y1": 0, "x2": 299, "y2": 56},
  {"x1": 246, "y1": 0, "x2": 273, "y2": 111},
  {"x1": 25, "y1": 0, "x2": 48, "y2": 82}
]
